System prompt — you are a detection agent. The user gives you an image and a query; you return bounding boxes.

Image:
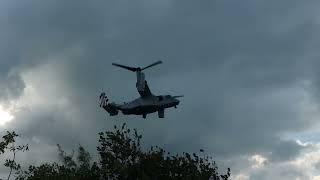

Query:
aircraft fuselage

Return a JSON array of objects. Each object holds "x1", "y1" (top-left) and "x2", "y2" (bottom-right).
[{"x1": 119, "y1": 95, "x2": 179, "y2": 117}]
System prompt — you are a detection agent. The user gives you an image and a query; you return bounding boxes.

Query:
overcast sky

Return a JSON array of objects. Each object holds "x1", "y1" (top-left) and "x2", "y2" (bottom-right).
[{"x1": 1, "y1": 0, "x2": 320, "y2": 179}]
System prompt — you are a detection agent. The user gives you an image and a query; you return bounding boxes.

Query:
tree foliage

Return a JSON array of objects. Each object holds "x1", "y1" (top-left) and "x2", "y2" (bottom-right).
[
  {"x1": 2, "y1": 123, "x2": 230, "y2": 180},
  {"x1": 0, "y1": 131, "x2": 29, "y2": 180},
  {"x1": 97, "y1": 123, "x2": 230, "y2": 180}
]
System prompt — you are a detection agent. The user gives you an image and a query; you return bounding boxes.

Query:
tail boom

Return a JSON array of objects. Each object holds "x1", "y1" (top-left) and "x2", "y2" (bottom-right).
[
  {"x1": 99, "y1": 92, "x2": 120, "y2": 116},
  {"x1": 102, "y1": 103, "x2": 119, "y2": 116}
]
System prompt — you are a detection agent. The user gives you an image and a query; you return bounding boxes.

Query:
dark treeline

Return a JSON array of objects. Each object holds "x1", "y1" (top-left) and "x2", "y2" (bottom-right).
[{"x1": 1, "y1": 123, "x2": 230, "y2": 180}]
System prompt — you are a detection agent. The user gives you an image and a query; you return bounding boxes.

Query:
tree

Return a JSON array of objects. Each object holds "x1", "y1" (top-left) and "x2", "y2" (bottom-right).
[
  {"x1": 16, "y1": 123, "x2": 230, "y2": 180},
  {"x1": 0, "y1": 131, "x2": 28, "y2": 180},
  {"x1": 16, "y1": 144, "x2": 99, "y2": 180},
  {"x1": 97, "y1": 123, "x2": 230, "y2": 180}
]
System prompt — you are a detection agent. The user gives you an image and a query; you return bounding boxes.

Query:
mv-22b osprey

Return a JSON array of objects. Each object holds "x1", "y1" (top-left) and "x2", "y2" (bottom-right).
[{"x1": 99, "y1": 61, "x2": 183, "y2": 118}]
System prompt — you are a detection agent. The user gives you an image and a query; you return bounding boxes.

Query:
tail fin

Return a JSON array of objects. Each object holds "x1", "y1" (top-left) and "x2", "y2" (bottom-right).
[
  {"x1": 99, "y1": 92, "x2": 108, "y2": 107},
  {"x1": 99, "y1": 92, "x2": 119, "y2": 116}
]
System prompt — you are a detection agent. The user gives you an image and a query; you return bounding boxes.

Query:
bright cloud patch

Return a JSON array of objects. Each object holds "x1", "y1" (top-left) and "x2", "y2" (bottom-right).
[
  {"x1": 233, "y1": 174, "x2": 250, "y2": 180},
  {"x1": 0, "y1": 106, "x2": 14, "y2": 126},
  {"x1": 249, "y1": 154, "x2": 268, "y2": 169}
]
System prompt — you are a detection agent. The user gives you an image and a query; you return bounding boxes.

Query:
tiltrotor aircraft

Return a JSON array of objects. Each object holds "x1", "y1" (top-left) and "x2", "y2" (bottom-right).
[{"x1": 99, "y1": 61, "x2": 183, "y2": 118}]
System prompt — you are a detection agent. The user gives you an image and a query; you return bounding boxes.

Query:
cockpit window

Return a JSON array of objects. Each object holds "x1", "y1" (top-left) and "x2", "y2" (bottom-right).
[
  {"x1": 158, "y1": 96, "x2": 163, "y2": 101},
  {"x1": 165, "y1": 95, "x2": 171, "y2": 98}
]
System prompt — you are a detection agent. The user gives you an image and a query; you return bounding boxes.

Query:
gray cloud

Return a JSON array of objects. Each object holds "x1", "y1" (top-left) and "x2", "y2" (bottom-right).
[
  {"x1": 0, "y1": 73, "x2": 25, "y2": 102},
  {"x1": 250, "y1": 165, "x2": 308, "y2": 180},
  {"x1": 1, "y1": 0, "x2": 320, "y2": 179}
]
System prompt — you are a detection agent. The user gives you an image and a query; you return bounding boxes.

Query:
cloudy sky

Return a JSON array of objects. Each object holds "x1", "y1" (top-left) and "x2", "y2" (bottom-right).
[{"x1": 1, "y1": 0, "x2": 320, "y2": 179}]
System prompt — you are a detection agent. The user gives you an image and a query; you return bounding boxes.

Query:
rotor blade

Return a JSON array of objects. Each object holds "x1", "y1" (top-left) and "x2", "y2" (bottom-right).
[
  {"x1": 112, "y1": 63, "x2": 137, "y2": 72},
  {"x1": 173, "y1": 95, "x2": 184, "y2": 98},
  {"x1": 141, "y1": 60, "x2": 163, "y2": 71}
]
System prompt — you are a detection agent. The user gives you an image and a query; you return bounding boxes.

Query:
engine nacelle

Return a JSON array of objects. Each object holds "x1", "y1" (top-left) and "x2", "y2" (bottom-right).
[{"x1": 136, "y1": 71, "x2": 146, "y2": 92}]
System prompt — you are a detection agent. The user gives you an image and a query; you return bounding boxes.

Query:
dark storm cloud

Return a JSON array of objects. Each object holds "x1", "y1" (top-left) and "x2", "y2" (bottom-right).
[{"x1": 1, "y1": 0, "x2": 320, "y2": 178}]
